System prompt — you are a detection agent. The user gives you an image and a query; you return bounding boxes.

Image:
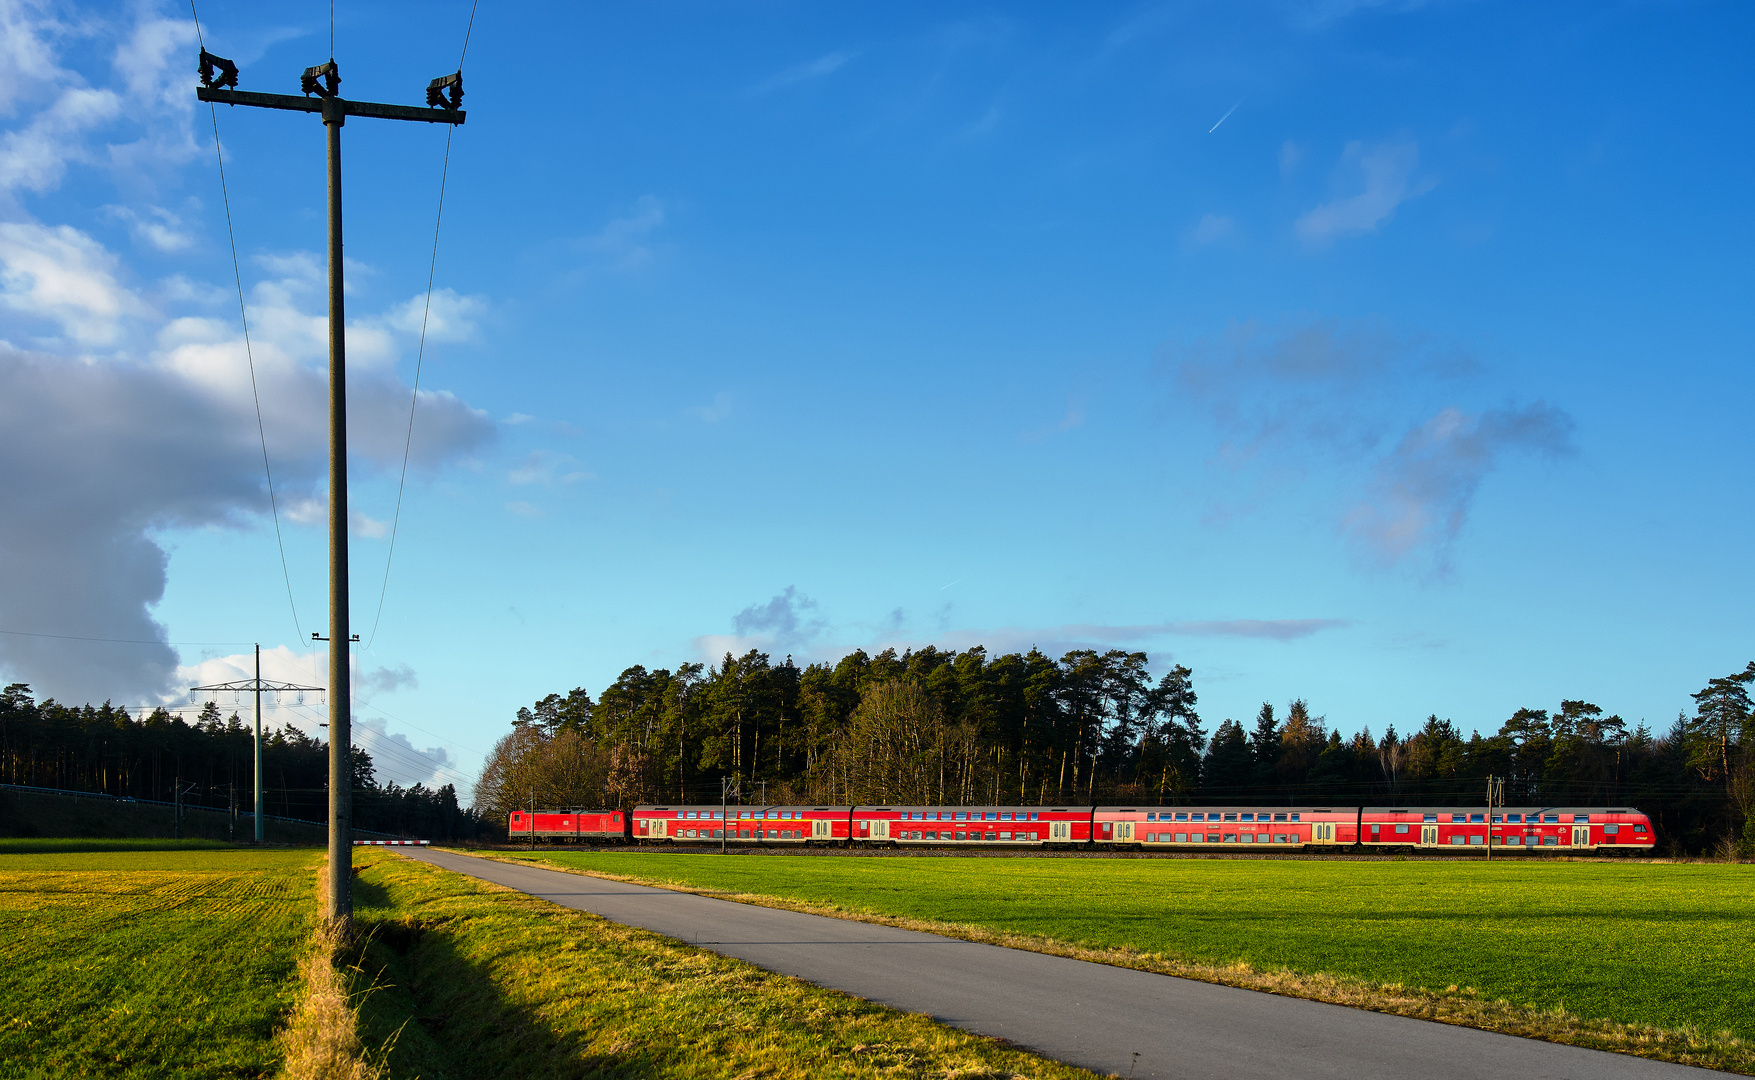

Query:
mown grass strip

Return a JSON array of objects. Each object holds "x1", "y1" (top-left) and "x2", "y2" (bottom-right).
[
  {"x1": 483, "y1": 850, "x2": 1755, "y2": 1075},
  {"x1": 346, "y1": 849, "x2": 1101, "y2": 1079},
  {"x1": 0, "y1": 846, "x2": 318, "y2": 1079}
]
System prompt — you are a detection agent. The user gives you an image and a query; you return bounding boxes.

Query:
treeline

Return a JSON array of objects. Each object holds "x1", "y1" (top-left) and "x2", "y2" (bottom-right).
[
  {"x1": 476, "y1": 647, "x2": 1755, "y2": 854},
  {"x1": 0, "y1": 684, "x2": 488, "y2": 841}
]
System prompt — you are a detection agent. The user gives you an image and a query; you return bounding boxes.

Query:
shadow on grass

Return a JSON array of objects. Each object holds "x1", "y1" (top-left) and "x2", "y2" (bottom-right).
[{"x1": 347, "y1": 875, "x2": 660, "y2": 1080}]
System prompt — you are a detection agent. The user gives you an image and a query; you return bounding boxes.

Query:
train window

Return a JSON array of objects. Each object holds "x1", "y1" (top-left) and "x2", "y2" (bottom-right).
[
  {"x1": 1573, "y1": 815, "x2": 1590, "y2": 823},
  {"x1": 1146, "y1": 813, "x2": 1156, "y2": 821},
  {"x1": 955, "y1": 812, "x2": 968, "y2": 821},
  {"x1": 1634, "y1": 824, "x2": 1647, "y2": 833},
  {"x1": 1506, "y1": 813, "x2": 1521, "y2": 823},
  {"x1": 1542, "y1": 835, "x2": 1557, "y2": 845},
  {"x1": 1423, "y1": 814, "x2": 1438, "y2": 823},
  {"x1": 1470, "y1": 814, "x2": 1485, "y2": 823},
  {"x1": 1290, "y1": 813, "x2": 1300, "y2": 821},
  {"x1": 1274, "y1": 834, "x2": 1287, "y2": 843},
  {"x1": 1371, "y1": 823, "x2": 1381, "y2": 834},
  {"x1": 1030, "y1": 812, "x2": 1040, "y2": 820},
  {"x1": 1001, "y1": 812, "x2": 1013, "y2": 821},
  {"x1": 1273, "y1": 813, "x2": 1287, "y2": 822},
  {"x1": 1450, "y1": 836, "x2": 1465, "y2": 845},
  {"x1": 1000, "y1": 831, "x2": 1012, "y2": 840},
  {"x1": 1604, "y1": 824, "x2": 1619, "y2": 835},
  {"x1": 1240, "y1": 813, "x2": 1255, "y2": 822},
  {"x1": 1174, "y1": 832, "x2": 1188, "y2": 842},
  {"x1": 955, "y1": 831, "x2": 967, "y2": 840},
  {"x1": 1450, "y1": 814, "x2": 1465, "y2": 823},
  {"x1": 987, "y1": 812, "x2": 998, "y2": 820},
  {"x1": 1469, "y1": 835, "x2": 1483, "y2": 845},
  {"x1": 1395, "y1": 824, "x2": 1410, "y2": 834},
  {"x1": 1175, "y1": 812, "x2": 1188, "y2": 821},
  {"x1": 1223, "y1": 813, "x2": 1238, "y2": 822},
  {"x1": 1544, "y1": 814, "x2": 1559, "y2": 823},
  {"x1": 1222, "y1": 833, "x2": 1237, "y2": 842},
  {"x1": 1505, "y1": 835, "x2": 1521, "y2": 845},
  {"x1": 1190, "y1": 813, "x2": 1204, "y2": 821}
]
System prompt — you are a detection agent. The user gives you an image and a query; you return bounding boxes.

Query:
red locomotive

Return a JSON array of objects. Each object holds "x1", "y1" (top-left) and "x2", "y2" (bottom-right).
[{"x1": 511, "y1": 802, "x2": 1656, "y2": 854}]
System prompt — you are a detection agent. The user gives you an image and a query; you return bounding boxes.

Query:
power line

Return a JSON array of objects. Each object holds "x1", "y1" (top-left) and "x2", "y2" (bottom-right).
[
  {"x1": 368, "y1": 121, "x2": 458, "y2": 650},
  {"x1": 0, "y1": 628, "x2": 254, "y2": 647},
  {"x1": 458, "y1": 0, "x2": 480, "y2": 70},
  {"x1": 190, "y1": 0, "x2": 306, "y2": 651}
]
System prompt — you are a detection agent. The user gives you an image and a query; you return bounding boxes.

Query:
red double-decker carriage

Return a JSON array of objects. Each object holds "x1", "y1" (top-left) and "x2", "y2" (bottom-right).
[{"x1": 512, "y1": 802, "x2": 1656, "y2": 854}]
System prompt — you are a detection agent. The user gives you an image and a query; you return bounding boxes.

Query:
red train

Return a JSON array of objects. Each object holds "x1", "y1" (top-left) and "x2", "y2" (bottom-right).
[{"x1": 509, "y1": 803, "x2": 1656, "y2": 853}]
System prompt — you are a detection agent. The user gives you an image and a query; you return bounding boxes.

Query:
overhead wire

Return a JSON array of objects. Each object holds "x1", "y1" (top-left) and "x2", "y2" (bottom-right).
[
  {"x1": 367, "y1": 125, "x2": 455, "y2": 649},
  {"x1": 0, "y1": 629, "x2": 254, "y2": 647},
  {"x1": 189, "y1": 1, "x2": 306, "y2": 652},
  {"x1": 365, "y1": 0, "x2": 479, "y2": 649}
]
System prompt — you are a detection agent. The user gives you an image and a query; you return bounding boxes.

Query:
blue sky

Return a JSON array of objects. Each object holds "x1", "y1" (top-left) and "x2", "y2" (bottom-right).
[{"x1": 2, "y1": 0, "x2": 1750, "y2": 798}]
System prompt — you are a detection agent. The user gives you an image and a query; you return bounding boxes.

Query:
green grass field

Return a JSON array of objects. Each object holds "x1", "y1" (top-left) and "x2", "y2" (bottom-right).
[
  {"x1": 504, "y1": 851, "x2": 1755, "y2": 1042},
  {"x1": 347, "y1": 850, "x2": 1101, "y2": 1079},
  {"x1": 0, "y1": 843, "x2": 318, "y2": 1078}
]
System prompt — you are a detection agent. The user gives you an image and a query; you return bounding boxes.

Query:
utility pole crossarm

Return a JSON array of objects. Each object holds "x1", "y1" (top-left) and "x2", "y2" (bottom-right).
[{"x1": 196, "y1": 87, "x2": 466, "y2": 125}]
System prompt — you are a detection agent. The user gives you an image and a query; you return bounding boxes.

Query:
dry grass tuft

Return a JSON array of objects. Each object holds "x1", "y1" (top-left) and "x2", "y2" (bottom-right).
[{"x1": 277, "y1": 861, "x2": 387, "y2": 1080}]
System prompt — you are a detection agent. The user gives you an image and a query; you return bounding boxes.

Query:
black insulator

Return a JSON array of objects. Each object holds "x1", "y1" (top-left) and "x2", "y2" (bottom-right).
[
  {"x1": 426, "y1": 71, "x2": 463, "y2": 111},
  {"x1": 198, "y1": 50, "x2": 239, "y2": 90}
]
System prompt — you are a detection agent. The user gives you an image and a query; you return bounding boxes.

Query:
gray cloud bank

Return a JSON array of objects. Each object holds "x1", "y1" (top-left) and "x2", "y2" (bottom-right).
[{"x1": 1167, "y1": 318, "x2": 1574, "y2": 569}]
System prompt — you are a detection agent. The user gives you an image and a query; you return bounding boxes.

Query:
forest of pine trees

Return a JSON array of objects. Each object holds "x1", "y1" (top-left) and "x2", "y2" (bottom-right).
[
  {"x1": 476, "y1": 647, "x2": 1755, "y2": 854},
  {"x1": 0, "y1": 683, "x2": 487, "y2": 840}
]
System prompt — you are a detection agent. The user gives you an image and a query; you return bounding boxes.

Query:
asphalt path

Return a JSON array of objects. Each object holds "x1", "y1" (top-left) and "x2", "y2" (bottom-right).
[{"x1": 400, "y1": 847, "x2": 1719, "y2": 1080}]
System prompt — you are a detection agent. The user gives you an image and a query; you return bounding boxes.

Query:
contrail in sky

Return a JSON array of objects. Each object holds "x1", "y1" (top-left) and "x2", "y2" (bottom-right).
[{"x1": 1209, "y1": 99, "x2": 1242, "y2": 133}]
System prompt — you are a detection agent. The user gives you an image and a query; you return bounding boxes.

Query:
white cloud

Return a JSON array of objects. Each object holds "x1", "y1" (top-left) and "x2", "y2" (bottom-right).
[
  {"x1": 103, "y1": 203, "x2": 193, "y2": 252},
  {"x1": 1279, "y1": 140, "x2": 1302, "y2": 178},
  {"x1": 1190, "y1": 213, "x2": 1234, "y2": 246},
  {"x1": 381, "y1": 287, "x2": 485, "y2": 343},
  {"x1": 749, "y1": 50, "x2": 857, "y2": 95},
  {"x1": 0, "y1": 221, "x2": 141, "y2": 344},
  {"x1": 1294, "y1": 140, "x2": 1429, "y2": 246},
  {"x1": 689, "y1": 391, "x2": 733, "y2": 424},
  {"x1": 585, "y1": 195, "x2": 666, "y2": 272},
  {"x1": 507, "y1": 449, "x2": 589, "y2": 487}
]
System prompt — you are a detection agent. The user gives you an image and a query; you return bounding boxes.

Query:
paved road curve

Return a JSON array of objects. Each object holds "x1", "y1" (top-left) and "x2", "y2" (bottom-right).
[{"x1": 401, "y1": 848, "x2": 1717, "y2": 1080}]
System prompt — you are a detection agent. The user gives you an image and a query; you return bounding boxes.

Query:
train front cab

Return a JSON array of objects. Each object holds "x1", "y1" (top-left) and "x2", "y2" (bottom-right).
[{"x1": 506, "y1": 809, "x2": 628, "y2": 843}]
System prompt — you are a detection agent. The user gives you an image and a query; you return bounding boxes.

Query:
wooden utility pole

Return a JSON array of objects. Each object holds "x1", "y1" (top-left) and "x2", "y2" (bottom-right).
[{"x1": 195, "y1": 51, "x2": 466, "y2": 937}]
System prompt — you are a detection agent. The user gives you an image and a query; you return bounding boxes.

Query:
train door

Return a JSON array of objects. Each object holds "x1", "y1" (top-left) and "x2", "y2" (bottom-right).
[
  {"x1": 812, "y1": 819, "x2": 830, "y2": 839},
  {"x1": 1050, "y1": 821, "x2": 1069, "y2": 841},
  {"x1": 1420, "y1": 825, "x2": 1438, "y2": 846},
  {"x1": 1571, "y1": 826, "x2": 1590, "y2": 848},
  {"x1": 1114, "y1": 822, "x2": 1132, "y2": 842},
  {"x1": 651, "y1": 819, "x2": 666, "y2": 839},
  {"x1": 874, "y1": 820, "x2": 889, "y2": 840},
  {"x1": 1311, "y1": 823, "x2": 1333, "y2": 844}
]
